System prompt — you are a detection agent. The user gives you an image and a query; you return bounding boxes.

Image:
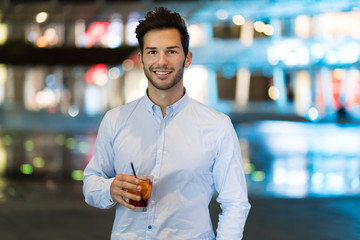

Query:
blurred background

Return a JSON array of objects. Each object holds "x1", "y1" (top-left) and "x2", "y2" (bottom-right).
[{"x1": 1, "y1": 0, "x2": 360, "y2": 239}]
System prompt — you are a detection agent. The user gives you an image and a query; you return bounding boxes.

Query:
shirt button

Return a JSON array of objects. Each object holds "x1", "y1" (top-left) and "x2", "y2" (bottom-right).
[
  {"x1": 160, "y1": 123, "x2": 164, "y2": 128},
  {"x1": 148, "y1": 225, "x2": 152, "y2": 230},
  {"x1": 157, "y1": 149, "x2": 162, "y2": 154},
  {"x1": 151, "y1": 200, "x2": 155, "y2": 204}
]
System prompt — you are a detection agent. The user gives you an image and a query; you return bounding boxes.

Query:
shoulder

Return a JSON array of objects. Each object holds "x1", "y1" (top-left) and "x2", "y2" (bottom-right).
[
  {"x1": 186, "y1": 98, "x2": 230, "y2": 124},
  {"x1": 105, "y1": 98, "x2": 143, "y2": 118},
  {"x1": 101, "y1": 97, "x2": 144, "y2": 128}
]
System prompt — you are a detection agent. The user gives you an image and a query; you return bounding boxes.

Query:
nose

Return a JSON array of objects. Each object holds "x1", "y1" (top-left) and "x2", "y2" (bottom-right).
[{"x1": 157, "y1": 52, "x2": 168, "y2": 66}]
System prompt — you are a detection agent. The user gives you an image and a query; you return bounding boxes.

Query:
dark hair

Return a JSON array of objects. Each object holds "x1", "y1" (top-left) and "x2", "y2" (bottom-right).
[{"x1": 135, "y1": 7, "x2": 190, "y2": 57}]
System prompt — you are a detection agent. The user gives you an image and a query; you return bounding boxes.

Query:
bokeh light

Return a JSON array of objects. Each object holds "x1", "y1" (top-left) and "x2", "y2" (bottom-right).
[
  {"x1": 21, "y1": 164, "x2": 33, "y2": 175},
  {"x1": 33, "y1": 157, "x2": 45, "y2": 168},
  {"x1": 232, "y1": 15, "x2": 245, "y2": 26},
  {"x1": 216, "y1": 9, "x2": 228, "y2": 21},
  {"x1": 72, "y1": 170, "x2": 84, "y2": 181},
  {"x1": 24, "y1": 140, "x2": 34, "y2": 152},
  {"x1": 35, "y1": 12, "x2": 48, "y2": 23}
]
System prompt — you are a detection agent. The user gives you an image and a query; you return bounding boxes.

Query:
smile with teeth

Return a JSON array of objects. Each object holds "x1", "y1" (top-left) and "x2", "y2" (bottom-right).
[{"x1": 154, "y1": 71, "x2": 171, "y2": 75}]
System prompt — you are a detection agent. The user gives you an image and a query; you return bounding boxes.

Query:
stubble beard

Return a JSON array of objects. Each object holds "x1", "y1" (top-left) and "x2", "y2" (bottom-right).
[{"x1": 143, "y1": 61, "x2": 185, "y2": 91}]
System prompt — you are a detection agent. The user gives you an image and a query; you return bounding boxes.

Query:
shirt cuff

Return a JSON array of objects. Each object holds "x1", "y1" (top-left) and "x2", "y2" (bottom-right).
[{"x1": 104, "y1": 177, "x2": 116, "y2": 206}]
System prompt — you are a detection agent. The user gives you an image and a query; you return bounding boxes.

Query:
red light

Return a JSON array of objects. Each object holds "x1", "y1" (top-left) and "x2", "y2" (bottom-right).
[
  {"x1": 85, "y1": 22, "x2": 110, "y2": 47},
  {"x1": 85, "y1": 64, "x2": 108, "y2": 84}
]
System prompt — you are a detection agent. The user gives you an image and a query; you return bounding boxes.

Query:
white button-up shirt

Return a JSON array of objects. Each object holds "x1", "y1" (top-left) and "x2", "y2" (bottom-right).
[{"x1": 83, "y1": 90, "x2": 250, "y2": 240}]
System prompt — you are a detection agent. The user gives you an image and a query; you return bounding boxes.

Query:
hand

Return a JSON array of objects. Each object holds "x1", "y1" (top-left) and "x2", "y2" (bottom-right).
[{"x1": 110, "y1": 174, "x2": 141, "y2": 210}]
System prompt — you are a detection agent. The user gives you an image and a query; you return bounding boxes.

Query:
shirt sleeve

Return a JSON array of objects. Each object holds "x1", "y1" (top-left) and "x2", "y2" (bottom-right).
[
  {"x1": 213, "y1": 116, "x2": 251, "y2": 240},
  {"x1": 83, "y1": 111, "x2": 117, "y2": 209}
]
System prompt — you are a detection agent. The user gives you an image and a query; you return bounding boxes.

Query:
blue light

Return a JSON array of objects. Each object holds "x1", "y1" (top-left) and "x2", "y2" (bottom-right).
[
  {"x1": 45, "y1": 74, "x2": 56, "y2": 89},
  {"x1": 84, "y1": 86, "x2": 100, "y2": 116},
  {"x1": 221, "y1": 63, "x2": 236, "y2": 79}
]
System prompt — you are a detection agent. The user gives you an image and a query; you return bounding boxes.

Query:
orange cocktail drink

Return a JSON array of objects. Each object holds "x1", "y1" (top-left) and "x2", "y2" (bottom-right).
[{"x1": 128, "y1": 176, "x2": 153, "y2": 212}]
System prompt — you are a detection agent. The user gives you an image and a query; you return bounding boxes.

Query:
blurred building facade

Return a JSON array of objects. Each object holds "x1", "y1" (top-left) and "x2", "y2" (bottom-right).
[
  {"x1": 1, "y1": 0, "x2": 360, "y2": 198},
  {"x1": 0, "y1": 0, "x2": 360, "y2": 129}
]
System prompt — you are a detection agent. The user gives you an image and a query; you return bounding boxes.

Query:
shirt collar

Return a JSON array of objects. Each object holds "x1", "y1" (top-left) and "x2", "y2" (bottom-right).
[{"x1": 144, "y1": 88, "x2": 188, "y2": 116}]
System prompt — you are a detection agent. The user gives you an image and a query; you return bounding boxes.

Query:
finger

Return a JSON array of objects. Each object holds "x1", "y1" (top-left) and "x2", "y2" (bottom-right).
[
  {"x1": 110, "y1": 180, "x2": 141, "y2": 202},
  {"x1": 116, "y1": 194, "x2": 136, "y2": 210},
  {"x1": 113, "y1": 188, "x2": 141, "y2": 210},
  {"x1": 112, "y1": 178, "x2": 141, "y2": 193},
  {"x1": 121, "y1": 188, "x2": 141, "y2": 201},
  {"x1": 115, "y1": 173, "x2": 140, "y2": 184}
]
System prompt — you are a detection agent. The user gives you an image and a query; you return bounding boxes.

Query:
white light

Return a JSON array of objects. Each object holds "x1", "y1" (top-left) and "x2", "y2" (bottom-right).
[
  {"x1": 35, "y1": 89, "x2": 56, "y2": 109},
  {"x1": 268, "y1": 86, "x2": 280, "y2": 100},
  {"x1": 308, "y1": 107, "x2": 319, "y2": 121},
  {"x1": 45, "y1": 28, "x2": 56, "y2": 40},
  {"x1": 288, "y1": 170, "x2": 308, "y2": 186},
  {"x1": 44, "y1": 28, "x2": 58, "y2": 46},
  {"x1": 311, "y1": 44, "x2": 325, "y2": 59},
  {"x1": 75, "y1": 19, "x2": 86, "y2": 48},
  {"x1": 253, "y1": 21, "x2": 264, "y2": 32},
  {"x1": 338, "y1": 42, "x2": 360, "y2": 64},
  {"x1": 68, "y1": 105, "x2": 79, "y2": 117},
  {"x1": 267, "y1": 46, "x2": 278, "y2": 65},
  {"x1": 295, "y1": 15, "x2": 311, "y2": 38},
  {"x1": 325, "y1": 50, "x2": 338, "y2": 64},
  {"x1": 124, "y1": 68, "x2": 147, "y2": 103},
  {"x1": 232, "y1": 15, "x2": 245, "y2": 26},
  {"x1": 216, "y1": 9, "x2": 228, "y2": 21},
  {"x1": 326, "y1": 173, "x2": 345, "y2": 191},
  {"x1": 109, "y1": 67, "x2": 122, "y2": 79},
  {"x1": 126, "y1": 12, "x2": 140, "y2": 46},
  {"x1": 36, "y1": 12, "x2": 48, "y2": 24},
  {"x1": 85, "y1": 86, "x2": 100, "y2": 116},
  {"x1": 183, "y1": 66, "x2": 208, "y2": 103},
  {"x1": 297, "y1": 46, "x2": 310, "y2": 65},
  {"x1": 311, "y1": 172, "x2": 324, "y2": 186},
  {"x1": 107, "y1": 19, "x2": 123, "y2": 48},
  {"x1": 267, "y1": 135, "x2": 308, "y2": 155},
  {"x1": 122, "y1": 59, "x2": 134, "y2": 71},
  {"x1": 188, "y1": 24, "x2": 204, "y2": 47},
  {"x1": 273, "y1": 167, "x2": 287, "y2": 184},
  {"x1": 268, "y1": 40, "x2": 310, "y2": 66},
  {"x1": 263, "y1": 24, "x2": 274, "y2": 36}
]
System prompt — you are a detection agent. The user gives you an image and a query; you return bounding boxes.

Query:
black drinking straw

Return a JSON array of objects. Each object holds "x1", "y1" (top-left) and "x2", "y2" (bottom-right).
[
  {"x1": 130, "y1": 162, "x2": 146, "y2": 206},
  {"x1": 130, "y1": 162, "x2": 137, "y2": 177}
]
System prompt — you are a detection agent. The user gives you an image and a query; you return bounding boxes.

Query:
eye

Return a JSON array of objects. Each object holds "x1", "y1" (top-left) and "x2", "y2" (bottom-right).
[
  {"x1": 168, "y1": 50, "x2": 177, "y2": 54},
  {"x1": 147, "y1": 50, "x2": 157, "y2": 55}
]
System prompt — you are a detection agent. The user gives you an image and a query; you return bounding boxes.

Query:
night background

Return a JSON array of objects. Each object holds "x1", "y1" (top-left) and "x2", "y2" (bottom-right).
[{"x1": 0, "y1": 0, "x2": 360, "y2": 239}]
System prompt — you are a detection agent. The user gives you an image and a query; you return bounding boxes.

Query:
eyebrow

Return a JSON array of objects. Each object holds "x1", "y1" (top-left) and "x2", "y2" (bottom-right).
[{"x1": 145, "y1": 46, "x2": 181, "y2": 50}]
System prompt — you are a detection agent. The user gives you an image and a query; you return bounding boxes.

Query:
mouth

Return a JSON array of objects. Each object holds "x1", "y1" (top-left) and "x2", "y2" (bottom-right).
[{"x1": 153, "y1": 70, "x2": 172, "y2": 79}]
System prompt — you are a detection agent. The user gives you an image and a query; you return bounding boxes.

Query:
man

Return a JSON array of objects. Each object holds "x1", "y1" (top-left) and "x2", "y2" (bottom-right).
[{"x1": 83, "y1": 7, "x2": 250, "y2": 240}]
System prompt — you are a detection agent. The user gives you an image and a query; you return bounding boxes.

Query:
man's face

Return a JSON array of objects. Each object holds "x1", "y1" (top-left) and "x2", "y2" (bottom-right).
[{"x1": 139, "y1": 28, "x2": 192, "y2": 91}]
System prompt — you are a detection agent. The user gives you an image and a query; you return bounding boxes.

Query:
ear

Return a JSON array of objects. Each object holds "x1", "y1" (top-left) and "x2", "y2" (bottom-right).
[
  {"x1": 184, "y1": 51, "x2": 192, "y2": 68},
  {"x1": 137, "y1": 51, "x2": 143, "y2": 68}
]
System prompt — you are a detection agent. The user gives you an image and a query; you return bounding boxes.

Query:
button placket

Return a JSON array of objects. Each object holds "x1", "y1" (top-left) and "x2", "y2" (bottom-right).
[{"x1": 146, "y1": 113, "x2": 165, "y2": 240}]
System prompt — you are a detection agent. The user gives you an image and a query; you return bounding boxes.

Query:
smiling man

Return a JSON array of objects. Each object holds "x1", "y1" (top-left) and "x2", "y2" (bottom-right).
[
  {"x1": 140, "y1": 27, "x2": 192, "y2": 117},
  {"x1": 83, "y1": 7, "x2": 250, "y2": 240}
]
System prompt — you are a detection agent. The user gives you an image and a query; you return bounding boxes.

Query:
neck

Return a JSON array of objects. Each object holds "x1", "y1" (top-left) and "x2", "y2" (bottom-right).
[{"x1": 147, "y1": 83, "x2": 184, "y2": 117}]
